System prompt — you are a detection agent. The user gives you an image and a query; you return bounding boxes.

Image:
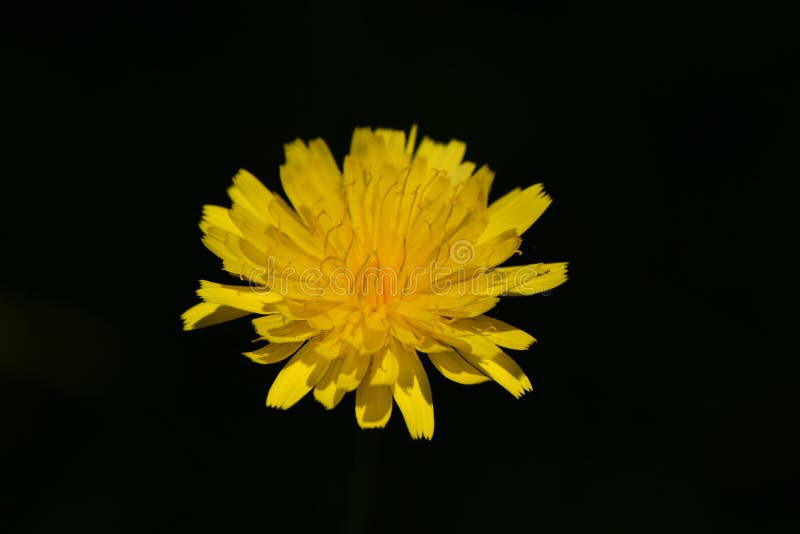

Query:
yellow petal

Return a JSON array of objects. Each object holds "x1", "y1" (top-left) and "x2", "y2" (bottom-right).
[
  {"x1": 427, "y1": 349, "x2": 489, "y2": 385},
  {"x1": 450, "y1": 164, "x2": 492, "y2": 208},
  {"x1": 392, "y1": 300, "x2": 438, "y2": 322},
  {"x1": 244, "y1": 341, "x2": 303, "y2": 364},
  {"x1": 388, "y1": 316, "x2": 422, "y2": 346},
  {"x1": 201, "y1": 227, "x2": 264, "y2": 282},
  {"x1": 374, "y1": 128, "x2": 413, "y2": 168},
  {"x1": 181, "y1": 302, "x2": 250, "y2": 330},
  {"x1": 350, "y1": 127, "x2": 412, "y2": 170},
  {"x1": 228, "y1": 169, "x2": 322, "y2": 258},
  {"x1": 492, "y1": 262, "x2": 568, "y2": 296},
  {"x1": 367, "y1": 344, "x2": 400, "y2": 386},
  {"x1": 199, "y1": 204, "x2": 241, "y2": 236},
  {"x1": 416, "y1": 337, "x2": 450, "y2": 353},
  {"x1": 479, "y1": 183, "x2": 551, "y2": 243},
  {"x1": 392, "y1": 344, "x2": 434, "y2": 439},
  {"x1": 362, "y1": 314, "x2": 390, "y2": 354},
  {"x1": 313, "y1": 358, "x2": 346, "y2": 409},
  {"x1": 416, "y1": 231, "x2": 521, "y2": 294},
  {"x1": 200, "y1": 223, "x2": 287, "y2": 290},
  {"x1": 267, "y1": 194, "x2": 324, "y2": 258},
  {"x1": 280, "y1": 138, "x2": 344, "y2": 233},
  {"x1": 227, "y1": 204, "x2": 270, "y2": 252},
  {"x1": 413, "y1": 319, "x2": 532, "y2": 398},
  {"x1": 453, "y1": 316, "x2": 536, "y2": 350},
  {"x1": 266, "y1": 341, "x2": 330, "y2": 409},
  {"x1": 337, "y1": 311, "x2": 390, "y2": 356},
  {"x1": 252, "y1": 314, "x2": 319, "y2": 342},
  {"x1": 227, "y1": 169, "x2": 274, "y2": 224},
  {"x1": 355, "y1": 382, "x2": 393, "y2": 429},
  {"x1": 335, "y1": 347, "x2": 370, "y2": 392},
  {"x1": 260, "y1": 224, "x2": 327, "y2": 275},
  {"x1": 309, "y1": 333, "x2": 344, "y2": 360},
  {"x1": 405, "y1": 124, "x2": 418, "y2": 156},
  {"x1": 400, "y1": 294, "x2": 500, "y2": 319},
  {"x1": 197, "y1": 280, "x2": 282, "y2": 314},
  {"x1": 458, "y1": 338, "x2": 532, "y2": 398},
  {"x1": 413, "y1": 136, "x2": 467, "y2": 175},
  {"x1": 282, "y1": 300, "x2": 349, "y2": 323},
  {"x1": 465, "y1": 230, "x2": 522, "y2": 270}
]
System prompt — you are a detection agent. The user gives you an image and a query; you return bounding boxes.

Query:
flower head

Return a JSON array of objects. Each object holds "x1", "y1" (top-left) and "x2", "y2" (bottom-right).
[{"x1": 183, "y1": 126, "x2": 567, "y2": 439}]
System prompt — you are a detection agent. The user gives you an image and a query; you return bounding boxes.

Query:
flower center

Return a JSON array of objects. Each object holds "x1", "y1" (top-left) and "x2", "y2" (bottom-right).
[{"x1": 352, "y1": 254, "x2": 403, "y2": 314}]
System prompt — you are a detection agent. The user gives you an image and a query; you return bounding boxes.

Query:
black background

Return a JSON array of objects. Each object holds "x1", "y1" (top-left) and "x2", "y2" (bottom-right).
[{"x1": 1, "y1": 1, "x2": 796, "y2": 532}]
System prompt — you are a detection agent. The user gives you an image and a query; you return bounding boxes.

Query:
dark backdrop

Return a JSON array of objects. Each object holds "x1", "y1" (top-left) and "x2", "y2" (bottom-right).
[{"x1": 1, "y1": 2, "x2": 796, "y2": 532}]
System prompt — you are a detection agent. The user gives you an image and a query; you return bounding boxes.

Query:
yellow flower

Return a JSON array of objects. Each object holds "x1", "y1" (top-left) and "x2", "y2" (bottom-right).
[{"x1": 182, "y1": 126, "x2": 567, "y2": 439}]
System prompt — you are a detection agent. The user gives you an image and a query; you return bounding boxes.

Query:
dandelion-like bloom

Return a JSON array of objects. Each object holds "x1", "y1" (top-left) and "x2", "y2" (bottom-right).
[{"x1": 183, "y1": 127, "x2": 567, "y2": 439}]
